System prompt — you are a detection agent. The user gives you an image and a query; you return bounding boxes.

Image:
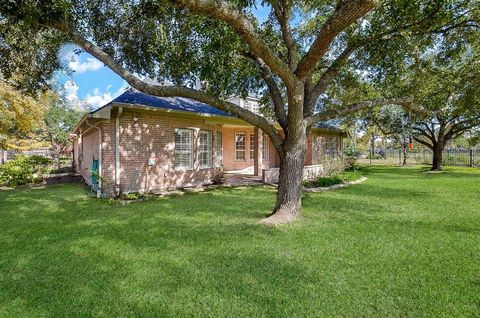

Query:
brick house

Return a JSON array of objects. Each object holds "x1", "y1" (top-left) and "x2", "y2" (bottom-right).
[{"x1": 71, "y1": 90, "x2": 345, "y2": 196}]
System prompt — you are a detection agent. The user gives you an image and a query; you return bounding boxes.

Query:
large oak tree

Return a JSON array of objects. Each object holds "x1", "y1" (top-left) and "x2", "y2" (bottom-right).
[{"x1": 1, "y1": 0, "x2": 478, "y2": 224}]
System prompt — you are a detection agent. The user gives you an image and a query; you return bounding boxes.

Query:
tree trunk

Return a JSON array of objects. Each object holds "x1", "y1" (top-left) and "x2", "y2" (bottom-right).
[
  {"x1": 402, "y1": 143, "x2": 407, "y2": 165},
  {"x1": 432, "y1": 142, "x2": 444, "y2": 171},
  {"x1": 371, "y1": 133, "x2": 375, "y2": 158},
  {"x1": 261, "y1": 134, "x2": 307, "y2": 226},
  {"x1": 260, "y1": 89, "x2": 307, "y2": 226}
]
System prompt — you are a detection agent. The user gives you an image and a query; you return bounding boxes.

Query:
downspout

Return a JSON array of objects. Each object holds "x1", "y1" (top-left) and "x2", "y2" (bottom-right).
[
  {"x1": 85, "y1": 119, "x2": 103, "y2": 196},
  {"x1": 115, "y1": 106, "x2": 123, "y2": 196}
]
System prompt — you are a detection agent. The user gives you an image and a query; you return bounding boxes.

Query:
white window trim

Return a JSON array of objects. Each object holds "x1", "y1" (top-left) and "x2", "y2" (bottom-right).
[
  {"x1": 199, "y1": 130, "x2": 213, "y2": 169},
  {"x1": 174, "y1": 128, "x2": 194, "y2": 170},
  {"x1": 215, "y1": 131, "x2": 223, "y2": 166},
  {"x1": 262, "y1": 133, "x2": 269, "y2": 162},
  {"x1": 235, "y1": 132, "x2": 246, "y2": 161}
]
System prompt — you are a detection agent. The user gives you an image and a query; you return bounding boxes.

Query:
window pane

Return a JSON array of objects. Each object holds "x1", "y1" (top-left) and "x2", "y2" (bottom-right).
[
  {"x1": 262, "y1": 133, "x2": 269, "y2": 161},
  {"x1": 174, "y1": 128, "x2": 193, "y2": 169},
  {"x1": 199, "y1": 130, "x2": 212, "y2": 168},
  {"x1": 326, "y1": 137, "x2": 337, "y2": 159},
  {"x1": 216, "y1": 131, "x2": 223, "y2": 165},
  {"x1": 235, "y1": 133, "x2": 246, "y2": 161}
]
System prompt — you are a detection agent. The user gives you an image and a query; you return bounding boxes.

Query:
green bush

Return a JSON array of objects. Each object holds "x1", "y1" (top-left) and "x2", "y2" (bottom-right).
[
  {"x1": 338, "y1": 171, "x2": 363, "y2": 182},
  {"x1": 0, "y1": 155, "x2": 52, "y2": 187},
  {"x1": 344, "y1": 146, "x2": 361, "y2": 171},
  {"x1": 303, "y1": 171, "x2": 363, "y2": 188}
]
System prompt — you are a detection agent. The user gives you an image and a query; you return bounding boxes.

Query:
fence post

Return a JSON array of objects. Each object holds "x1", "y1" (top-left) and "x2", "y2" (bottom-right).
[{"x1": 470, "y1": 149, "x2": 474, "y2": 167}]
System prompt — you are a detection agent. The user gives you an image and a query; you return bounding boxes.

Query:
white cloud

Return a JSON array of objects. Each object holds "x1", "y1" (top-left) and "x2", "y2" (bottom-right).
[
  {"x1": 64, "y1": 80, "x2": 80, "y2": 103},
  {"x1": 64, "y1": 51, "x2": 103, "y2": 74},
  {"x1": 63, "y1": 80, "x2": 128, "y2": 111},
  {"x1": 84, "y1": 88, "x2": 113, "y2": 109}
]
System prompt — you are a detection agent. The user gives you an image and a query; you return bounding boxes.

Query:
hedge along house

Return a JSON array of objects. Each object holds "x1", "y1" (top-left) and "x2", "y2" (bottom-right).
[{"x1": 71, "y1": 90, "x2": 346, "y2": 196}]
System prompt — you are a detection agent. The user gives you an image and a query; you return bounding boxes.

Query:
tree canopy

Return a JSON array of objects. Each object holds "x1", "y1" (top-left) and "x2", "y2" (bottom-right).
[{"x1": 0, "y1": 80, "x2": 49, "y2": 149}]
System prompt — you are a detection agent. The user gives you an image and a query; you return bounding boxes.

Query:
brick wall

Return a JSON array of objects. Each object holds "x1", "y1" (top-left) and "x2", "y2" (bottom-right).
[
  {"x1": 98, "y1": 110, "x2": 223, "y2": 195},
  {"x1": 75, "y1": 128, "x2": 99, "y2": 186}
]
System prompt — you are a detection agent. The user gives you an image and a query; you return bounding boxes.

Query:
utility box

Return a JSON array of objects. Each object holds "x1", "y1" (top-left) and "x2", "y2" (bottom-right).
[{"x1": 148, "y1": 158, "x2": 156, "y2": 166}]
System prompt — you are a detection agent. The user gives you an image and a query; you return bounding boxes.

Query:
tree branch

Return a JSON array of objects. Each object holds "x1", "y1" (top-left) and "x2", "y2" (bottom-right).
[
  {"x1": 305, "y1": 44, "x2": 359, "y2": 114},
  {"x1": 168, "y1": 0, "x2": 295, "y2": 88},
  {"x1": 413, "y1": 136, "x2": 434, "y2": 150},
  {"x1": 413, "y1": 126, "x2": 436, "y2": 144},
  {"x1": 239, "y1": 51, "x2": 288, "y2": 131},
  {"x1": 307, "y1": 96, "x2": 419, "y2": 126},
  {"x1": 45, "y1": 22, "x2": 285, "y2": 151},
  {"x1": 294, "y1": 0, "x2": 376, "y2": 79},
  {"x1": 271, "y1": 0, "x2": 297, "y2": 69}
]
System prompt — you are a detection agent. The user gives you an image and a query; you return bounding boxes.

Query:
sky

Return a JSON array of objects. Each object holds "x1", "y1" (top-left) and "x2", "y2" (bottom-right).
[{"x1": 58, "y1": 4, "x2": 271, "y2": 111}]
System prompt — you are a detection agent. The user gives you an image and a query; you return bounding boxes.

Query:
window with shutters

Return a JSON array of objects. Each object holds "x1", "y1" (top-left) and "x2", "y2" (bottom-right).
[
  {"x1": 199, "y1": 130, "x2": 213, "y2": 168},
  {"x1": 174, "y1": 128, "x2": 193, "y2": 169}
]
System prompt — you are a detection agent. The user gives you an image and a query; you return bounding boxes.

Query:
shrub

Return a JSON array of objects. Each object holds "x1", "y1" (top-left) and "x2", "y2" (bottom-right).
[
  {"x1": 211, "y1": 169, "x2": 224, "y2": 185},
  {"x1": 303, "y1": 171, "x2": 363, "y2": 188},
  {"x1": 322, "y1": 159, "x2": 346, "y2": 177},
  {"x1": 344, "y1": 146, "x2": 361, "y2": 171},
  {"x1": 0, "y1": 155, "x2": 52, "y2": 187},
  {"x1": 338, "y1": 171, "x2": 362, "y2": 182},
  {"x1": 121, "y1": 192, "x2": 145, "y2": 201}
]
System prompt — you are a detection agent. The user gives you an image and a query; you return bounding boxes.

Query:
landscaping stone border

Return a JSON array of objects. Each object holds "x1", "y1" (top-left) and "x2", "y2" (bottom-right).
[{"x1": 303, "y1": 176, "x2": 368, "y2": 193}]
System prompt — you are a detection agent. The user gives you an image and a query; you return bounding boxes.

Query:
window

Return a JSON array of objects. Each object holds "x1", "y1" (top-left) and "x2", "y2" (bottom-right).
[
  {"x1": 244, "y1": 100, "x2": 260, "y2": 114},
  {"x1": 215, "y1": 131, "x2": 223, "y2": 165},
  {"x1": 313, "y1": 136, "x2": 325, "y2": 164},
  {"x1": 199, "y1": 130, "x2": 213, "y2": 168},
  {"x1": 262, "y1": 133, "x2": 269, "y2": 161},
  {"x1": 250, "y1": 133, "x2": 255, "y2": 160},
  {"x1": 174, "y1": 128, "x2": 193, "y2": 169},
  {"x1": 251, "y1": 101, "x2": 260, "y2": 114},
  {"x1": 235, "y1": 132, "x2": 246, "y2": 161},
  {"x1": 326, "y1": 137, "x2": 338, "y2": 159}
]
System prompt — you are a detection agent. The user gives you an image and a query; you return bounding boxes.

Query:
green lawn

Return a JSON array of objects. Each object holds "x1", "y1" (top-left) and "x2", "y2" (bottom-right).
[{"x1": 1, "y1": 166, "x2": 479, "y2": 317}]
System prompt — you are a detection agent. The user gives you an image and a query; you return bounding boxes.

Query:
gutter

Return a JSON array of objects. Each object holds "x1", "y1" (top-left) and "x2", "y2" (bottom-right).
[
  {"x1": 115, "y1": 106, "x2": 123, "y2": 196},
  {"x1": 85, "y1": 118, "x2": 103, "y2": 197}
]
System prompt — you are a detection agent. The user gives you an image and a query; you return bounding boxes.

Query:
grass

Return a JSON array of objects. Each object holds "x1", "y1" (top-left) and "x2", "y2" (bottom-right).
[
  {"x1": 1, "y1": 166, "x2": 480, "y2": 317},
  {"x1": 303, "y1": 170, "x2": 363, "y2": 187}
]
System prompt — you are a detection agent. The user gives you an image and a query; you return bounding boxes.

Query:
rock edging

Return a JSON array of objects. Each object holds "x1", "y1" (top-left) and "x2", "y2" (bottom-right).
[{"x1": 303, "y1": 176, "x2": 368, "y2": 193}]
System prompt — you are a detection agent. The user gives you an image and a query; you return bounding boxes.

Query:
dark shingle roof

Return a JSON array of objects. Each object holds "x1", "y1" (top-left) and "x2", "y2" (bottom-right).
[
  {"x1": 95, "y1": 90, "x2": 234, "y2": 117},
  {"x1": 90, "y1": 90, "x2": 345, "y2": 134}
]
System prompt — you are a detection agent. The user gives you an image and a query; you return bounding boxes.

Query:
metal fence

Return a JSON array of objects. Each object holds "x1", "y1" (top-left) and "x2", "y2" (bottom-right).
[
  {"x1": 0, "y1": 149, "x2": 54, "y2": 165},
  {"x1": 0, "y1": 149, "x2": 74, "y2": 174},
  {"x1": 361, "y1": 148, "x2": 480, "y2": 167}
]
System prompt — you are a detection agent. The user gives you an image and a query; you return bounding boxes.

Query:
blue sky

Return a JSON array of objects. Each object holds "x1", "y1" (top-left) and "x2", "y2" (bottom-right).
[{"x1": 59, "y1": 4, "x2": 271, "y2": 110}]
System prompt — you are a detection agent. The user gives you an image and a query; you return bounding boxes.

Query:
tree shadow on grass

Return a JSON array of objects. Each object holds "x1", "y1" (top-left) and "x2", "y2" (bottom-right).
[{"x1": 1, "y1": 183, "x2": 321, "y2": 317}]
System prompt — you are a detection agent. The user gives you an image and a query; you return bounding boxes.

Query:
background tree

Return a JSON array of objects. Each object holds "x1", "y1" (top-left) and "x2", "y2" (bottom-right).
[
  {"x1": 43, "y1": 100, "x2": 85, "y2": 168},
  {"x1": 379, "y1": 46, "x2": 480, "y2": 170},
  {"x1": 1, "y1": 0, "x2": 478, "y2": 224},
  {"x1": 367, "y1": 106, "x2": 413, "y2": 165},
  {"x1": 0, "y1": 80, "x2": 46, "y2": 149}
]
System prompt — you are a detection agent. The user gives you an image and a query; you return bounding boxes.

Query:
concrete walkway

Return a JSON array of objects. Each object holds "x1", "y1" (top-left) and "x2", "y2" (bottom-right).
[{"x1": 224, "y1": 172, "x2": 263, "y2": 186}]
